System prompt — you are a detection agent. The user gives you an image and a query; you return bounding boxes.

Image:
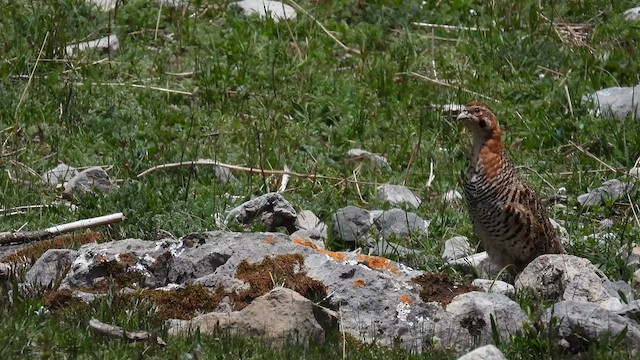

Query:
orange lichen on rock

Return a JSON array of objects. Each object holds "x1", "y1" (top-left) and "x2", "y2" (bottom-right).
[
  {"x1": 353, "y1": 279, "x2": 365, "y2": 287},
  {"x1": 400, "y1": 294, "x2": 413, "y2": 305},
  {"x1": 356, "y1": 255, "x2": 398, "y2": 274},
  {"x1": 263, "y1": 235, "x2": 275, "y2": 245},
  {"x1": 116, "y1": 252, "x2": 139, "y2": 268},
  {"x1": 292, "y1": 237, "x2": 346, "y2": 261}
]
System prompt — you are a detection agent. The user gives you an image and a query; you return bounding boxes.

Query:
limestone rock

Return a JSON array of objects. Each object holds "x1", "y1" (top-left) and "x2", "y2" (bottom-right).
[
  {"x1": 456, "y1": 344, "x2": 507, "y2": 360},
  {"x1": 42, "y1": 164, "x2": 78, "y2": 186},
  {"x1": 64, "y1": 167, "x2": 117, "y2": 196},
  {"x1": 376, "y1": 184, "x2": 421, "y2": 208},
  {"x1": 25, "y1": 249, "x2": 79, "y2": 289},
  {"x1": 544, "y1": 300, "x2": 640, "y2": 355},
  {"x1": 168, "y1": 287, "x2": 335, "y2": 346},
  {"x1": 441, "y1": 236, "x2": 472, "y2": 263},
  {"x1": 294, "y1": 210, "x2": 327, "y2": 240},
  {"x1": 582, "y1": 85, "x2": 640, "y2": 121},
  {"x1": 229, "y1": 0, "x2": 297, "y2": 22},
  {"x1": 623, "y1": 7, "x2": 640, "y2": 21},
  {"x1": 516, "y1": 254, "x2": 624, "y2": 311},
  {"x1": 226, "y1": 192, "x2": 297, "y2": 232},
  {"x1": 470, "y1": 279, "x2": 514, "y2": 297},
  {"x1": 446, "y1": 292, "x2": 527, "y2": 345}
]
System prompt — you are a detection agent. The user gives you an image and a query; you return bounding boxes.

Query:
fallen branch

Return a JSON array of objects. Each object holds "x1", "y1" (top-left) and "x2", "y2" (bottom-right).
[
  {"x1": 137, "y1": 159, "x2": 388, "y2": 187},
  {"x1": 287, "y1": 0, "x2": 361, "y2": 55},
  {"x1": 0, "y1": 213, "x2": 124, "y2": 245},
  {"x1": 404, "y1": 72, "x2": 500, "y2": 103},
  {"x1": 89, "y1": 318, "x2": 166, "y2": 346},
  {"x1": 412, "y1": 22, "x2": 488, "y2": 32},
  {"x1": 568, "y1": 140, "x2": 619, "y2": 173}
]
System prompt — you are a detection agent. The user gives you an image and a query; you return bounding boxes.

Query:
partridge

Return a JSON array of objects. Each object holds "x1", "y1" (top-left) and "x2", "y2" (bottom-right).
[{"x1": 457, "y1": 102, "x2": 564, "y2": 272}]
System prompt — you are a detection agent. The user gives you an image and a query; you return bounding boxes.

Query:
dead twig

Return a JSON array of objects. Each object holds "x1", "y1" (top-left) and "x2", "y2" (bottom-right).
[
  {"x1": 0, "y1": 213, "x2": 125, "y2": 245},
  {"x1": 287, "y1": 0, "x2": 361, "y2": 55},
  {"x1": 568, "y1": 140, "x2": 619, "y2": 173},
  {"x1": 137, "y1": 159, "x2": 387, "y2": 187},
  {"x1": 73, "y1": 82, "x2": 193, "y2": 96},
  {"x1": 15, "y1": 32, "x2": 49, "y2": 118},
  {"x1": 404, "y1": 72, "x2": 499, "y2": 103},
  {"x1": 89, "y1": 318, "x2": 166, "y2": 347},
  {"x1": 412, "y1": 22, "x2": 488, "y2": 32}
]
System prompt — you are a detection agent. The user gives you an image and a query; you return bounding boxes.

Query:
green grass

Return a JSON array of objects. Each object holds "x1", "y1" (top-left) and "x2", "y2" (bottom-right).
[{"x1": 1, "y1": 0, "x2": 640, "y2": 358}]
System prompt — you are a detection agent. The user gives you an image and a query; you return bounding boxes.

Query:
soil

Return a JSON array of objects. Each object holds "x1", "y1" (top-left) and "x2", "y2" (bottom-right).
[{"x1": 412, "y1": 272, "x2": 480, "y2": 307}]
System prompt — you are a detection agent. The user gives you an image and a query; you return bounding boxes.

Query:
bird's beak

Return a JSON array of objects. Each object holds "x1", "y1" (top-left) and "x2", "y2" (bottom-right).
[{"x1": 456, "y1": 110, "x2": 470, "y2": 121}]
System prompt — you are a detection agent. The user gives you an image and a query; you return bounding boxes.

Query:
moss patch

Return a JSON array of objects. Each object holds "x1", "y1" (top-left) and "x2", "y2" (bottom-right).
[
  {"x1": 132, "y1": 284, "x2": 226, "y2": 320},
  {"x1": 1, "y1": 232, "x2": 100, "y2": 264},
  {"x1": 412, "y1": 273, "x2": 480, "y2": 307},
  {"x1": 232, "y1": 253, "x2": 327, "y2": 311}
]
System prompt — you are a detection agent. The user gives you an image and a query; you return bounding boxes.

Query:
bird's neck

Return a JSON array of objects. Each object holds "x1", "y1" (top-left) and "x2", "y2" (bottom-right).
[{"x1": 469, "y1": 132, "x2": 506, "y2": 179}]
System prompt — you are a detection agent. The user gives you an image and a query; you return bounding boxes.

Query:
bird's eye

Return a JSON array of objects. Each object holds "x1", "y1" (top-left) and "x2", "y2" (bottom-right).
[{"x1": 474, "y1": 108, "x2": 481, "y2": 114}]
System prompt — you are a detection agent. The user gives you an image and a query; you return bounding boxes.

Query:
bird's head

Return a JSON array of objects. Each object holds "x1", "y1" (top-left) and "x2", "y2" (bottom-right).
[{"x1": 456, "y1": 102, "x2": 501, "y2": 141}]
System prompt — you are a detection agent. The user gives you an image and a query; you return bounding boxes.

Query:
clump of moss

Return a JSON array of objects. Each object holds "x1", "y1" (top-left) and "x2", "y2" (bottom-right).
[
  {"x1": 412, "y1": 273, "x2": 480, "y2": 306},
  {"x1": 232, "y1": 253, "x2": 327, "y2": 310},
  {"x1": 1, "y1": 232, "x2": 100, "y2": 264},
  {"x1": 132, "y1": 284, "x2": 226, "y2": 320},
  {"x1": 43, "y1": 289, "x2": 87, "y2": 314}
]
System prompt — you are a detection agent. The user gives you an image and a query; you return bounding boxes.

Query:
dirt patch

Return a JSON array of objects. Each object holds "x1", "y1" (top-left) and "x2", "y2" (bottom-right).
[
  {"x1": 132, "y1": 284, "x2": 226, "y2": 320},
  {"x1": 1, "y1": 232, "x2": 100, "y2": 264},
  {"x1": 232, "y1": 253, "x2": 327, "y2": 311},
  {"x1": 44, "y1": 289, "x2": 87, "y2": 314},
  {"x1": 412, "y1": 273, "x2": 480, "y2": 307}
]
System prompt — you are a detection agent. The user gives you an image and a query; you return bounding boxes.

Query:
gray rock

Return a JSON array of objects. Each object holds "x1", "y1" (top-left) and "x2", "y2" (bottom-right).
[
  {"x1": 229, "y1": 0, "x2": 297, "y2": 22},
  {"x1": 516, "y1": 254, "x2": 624, "y2": 311},
  {"x1": 582, "y1": 85, "x2": 640, "y2": 121},
  {"x1": 226, "y1": 192, "x2": 297, "y2": 232},
  {"x1": 441, "y1": 236, "x2": 472, "y2": 263},
  {"x1": 448, "y1": 252, "x2": 502, "y2": 279},
  {"x1": 61, "y1": 231, "x2": 478, "y2": 352},
  {"x1": 168, "y1": 287, "x2": 334, "y2": 345},
  {"x1": 443, "y1": 190, "x2": 463, "y2": 203},
  {"x1": 630, "y1": 167, "x2": 640, "y2": 179},
  {"x1": 64, "y1": 167, "x2": 117, "y2": 195},
  {"x1": 624, "y1": 7, "x2": 640, "y2": 21},
  {"x1": 598, "y1": 218, "x2": 614, "y2": 231},
  {"x1": 25, "y1": 249, "x2": 79, "y2": 289},
  {"x1": 0, "y1": 262, "x2": 10, "y2": 279},
  {"x1": 456, "y1": 344, "x2": 507, "y2": 360},
  {"x1": 331, "y1": 206, "x2": 374, "y2": 245},
  {"x1": 577, "y1": 179, "x2": 633, "y2": 206},
  {"x1": 549, "y1": 218, "x2": 570, "y2": 248},
  {"x1": 617, "y1": 299, "x2": 640, "y2": 326},
  {"x1": 544, "y1": 300, "x2": 640, "y2": 354},
  {"x1": 294, "y1": 210, "x2": 327, "y2": 240},
  {"x1": 446, "y1": 292, "x2": 527, "y2": 345},
  {"x1": 213, "y1": 166, "x2": 240, "y2": 185},
  {"x1": 345, "y1": 148, "x2": 391, "y2": 171},
  {"x1": 603, "y1": 280, "x2": 635, "y2": 302},
  {"x1": 372, "y1": 208, "x2": 429, "y2": 240},
  {"x1": 376, "y1": 184, "x2": 421, "y2": 208},
  {"x1": 364, "y1": 238, "x2": 425, "y2": 267},
  {"x1": 72, "y1": 290, "x2": 105, "y2": 303},
  {"x1": 42, "y1": 164, "x2": 78, "y2": 186},
  {"x1": 87, "y1": 0, "x2": 117, "y2": 11},
  {"x1": 471, "y1": 279, "x2": 515, "y2": 297},
  {"x1": 290, "y1": 229, "x2": 325, "y2": 250},
  {"x1": 65, "y1": 35, "x2": 119, "y2": 56}
]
